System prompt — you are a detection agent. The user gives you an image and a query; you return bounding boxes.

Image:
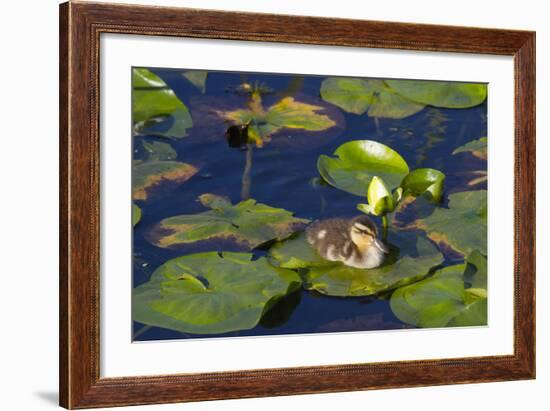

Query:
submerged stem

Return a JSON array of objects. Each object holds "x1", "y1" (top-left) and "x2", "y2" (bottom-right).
[
  {"x1": 381, "y1": 214, "x2": 389, "y2": 240},
  {"x1": 241, "y1": 145, "x2": 254, "y2": 200}
]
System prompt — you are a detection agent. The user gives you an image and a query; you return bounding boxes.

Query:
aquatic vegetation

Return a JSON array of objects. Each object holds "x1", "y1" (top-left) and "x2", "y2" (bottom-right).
[
  {"x1": 153, "y1": 194, "x2": 310, "y2": 249},
  {"x1": 182, "y1": 70, "x2": 208, "y2": 93},
  {"x1": 410, "y1": 190, "x2": 487, "y2": 256},
  {"x1": 141, "y1": 140, "x2": 177, "y2": 161},
  {"x1": 132, "y1": 68, "x2": 193, "y2": 138},
  {"x1": 133, "y1": 252, "x2": 302, "y2": 334},
  {"x1": 132, "y1": 161, "x2": 198, "y2": 200},
  {"x1": 318, "y1": 140, "x2": 445, "y2": 236},
  {"x1": 320, "y1": 78, "x2": 425, "y2": 119},
  {"x1": 132, "y1": 204, "x2": 142, "y2": 227},
  {"x1": 270, "y1": 232, "x2": 443, "y2": 297},
  {"x1": 453, "y1": 137, "x2": 488, "y2": 160},
  {"x1": 390, "y1": 251, "x2": 487, "y2": 327},
  {"x1": 384, "y1": 80, "x2": 487, "y2": 109}
]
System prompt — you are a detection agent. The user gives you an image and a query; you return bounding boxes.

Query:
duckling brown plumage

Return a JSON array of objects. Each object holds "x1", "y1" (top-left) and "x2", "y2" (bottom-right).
[{"x1": 306, "y1": 215, "x2": 389, "y2": 269}]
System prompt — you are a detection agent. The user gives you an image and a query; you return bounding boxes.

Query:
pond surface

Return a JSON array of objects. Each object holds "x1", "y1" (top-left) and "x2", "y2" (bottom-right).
[{"x1": 133, "y1": 68, "x2": 487, "y2": 341}]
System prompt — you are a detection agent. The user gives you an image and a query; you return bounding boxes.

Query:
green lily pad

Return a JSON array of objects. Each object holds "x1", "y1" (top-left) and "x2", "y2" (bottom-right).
[
  {"x1": 390, "y1": 261, "x2": 487, "y2": 328},
  {"x1": 320, "y1": 78, "x2": 425, "y2": 119},
  {"x1": 413, "y1": 190, "x2": 487, "y2": 255},
  {"x1": 133, "y1": 204, "x2": 142, "y2": 226},
  {"x1": 182, "y1": 70, "x2": 208, "y2": 93},
  {"x1": 132, "y1": 161, "x2": 198, "y2": 201},
  {"x1": 464, "y1": 250, "x2": 487, "y2": 297},
  {"x1": 385, "y1": 79, "x2": 487, "y2": 108},
  {"x1": 296, "y1": 234, "x2": 443, "y2": 297},
  {"x1": 132, "y1": 68, "x2": 193, "y2": 138},
  {"x1": 133, "y1": 252, "x2": 302, "y2": 334},
  {"x1": 269, "y1": 232, "x2": 327, "y2": 269},
  {"x1": 317, "y1": 140, "x2": 410, "y2": 196},
  {"x1": 400, "y1": 168, "x2": 446, "y2": 202},
  {"x1": 153, "y1": 194, "x2": 310, "y2": 249},
  {"x1": 142, "y1": 140, "x2": 177, "y2": 161},
  {"x1": 217, "y1": 95, "x2": 338, "y2": 147},
  {"x1": 453, "y1": 137, "x2": 488, "y2": 160}
]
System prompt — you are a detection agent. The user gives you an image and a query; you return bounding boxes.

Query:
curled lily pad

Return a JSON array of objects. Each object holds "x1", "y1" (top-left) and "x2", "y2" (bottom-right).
[
  {"x1": 317, "y1": 140, "x2": 410, "y2": 196},
  {"x1": 216, "y1": 94, "x2": 338, "y2": 147},
  {"x1": 142, "y1": 140, "x2": 177, "y2": 161},
  {"x1": 385, "y1": 79, "x2": 487, "y2": 109},
  {"x1": 182, "y1": 70, "x2": 208, "y2": 93},
  {"x1": 390, "y1": 257, "x2": 487, "y2": 328},
  {"x1": 133, "y1": 161, "x2": 198, "y2": 201},
  {"x1": 453, "y1": 137, "x2": 488, "y2": 160},
  {"x1": 320, "y1": 78, "x2": 425, "y2": 119},
  {"x1": 412, "y1": 190, "x2": 487, "y2": 255},
  {"x1": 400, "y1": 168, "x2": 446, "y2": 202},
  {"x1": 153, "y1": 194, "x2": 309, "y2": 249},
  {"x1": 133, "y1": 252, "x2": 302, "y2": 334},
  {"x1": 305, "y1": 236, "x2": 443, "y2": 297},
  {"x1": 133, "y1": 204, "x2": 142, "y2": 226},
  {"x1": 132, "y1": 68, "x2": 193, "y2": 138}
]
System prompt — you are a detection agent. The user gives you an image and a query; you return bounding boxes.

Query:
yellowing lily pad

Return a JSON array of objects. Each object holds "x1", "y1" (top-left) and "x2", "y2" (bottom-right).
[
  {"x1": 453, "y1": 137, "x2": 488, "y2": 160},
  {"x1": 132, "y1": 161, "x2": 198, "y2": 201},
  {"x1": 217, "y1": 94, "x2": 338, "y2": 147},
  {"x1": 132, "y1": 68, "x2": 193, "y2": 138},
  {"x1": 385, "y1": 79, "x2": 487, "y2": 109},
  {"x1": 133, "y1": 252, "x2": 302, "y2": 334},
  {"x1": 317, "y1": 140, "x2": 410, "y2": 196},
  {"x1": 133, "y1": 204, "x2": 142, "y2": 227},
  {"x1": 390, "y1": 254, "x2": 487, "y2": 328},
  {"x1": 305, "y1": 236, "x2": 443, "y2": 297},
  {"x1": 320, "y1": 77, "x2": 425, "y2": 119},
  {"x1": 153, "y1": 194, "x2": 310, "y2": 249},
  {"x1": 412, "y1": 190, "x2": 487, "y2": 255}
]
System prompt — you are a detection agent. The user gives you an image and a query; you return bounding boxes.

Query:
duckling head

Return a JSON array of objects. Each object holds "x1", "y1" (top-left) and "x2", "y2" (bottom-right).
[{"x1": 349, "y1": 215, "x2": 389, "y2": 256}]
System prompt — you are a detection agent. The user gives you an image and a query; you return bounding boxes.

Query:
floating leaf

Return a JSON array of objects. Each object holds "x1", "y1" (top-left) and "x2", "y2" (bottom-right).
[
  {"x1": 133, "y1": 252, "x2": 302, "y2": 334},
  {"x1": 385, "y1": 79, "x2": 487, "y2": 108},
  {"x1": 274, "y1": 233, "x2": 443, "y2": 297},
  {"x1": 453, "y1": 137, "x2": 488, "y2": 160},
  {"x1": 317, "y1": 140, "x2": 410, "y2": 196},
  {"x1": 464, "y1": 250, "x2": 487, "y2": 296},
  {"x1": 182, "y1": 70, "x2": 208, "y2": 93},
  {"x1": 390, "y1": 262, "x2": 487, "y2": 328},
  {"x1": 142, "y1": 140, "x2": 177, "y2": 161},
  {"x1": 133, "y1": 161, "x2": 198, "y2": 200},
  {"x1": 401, "y1": 168, "x2": 446, "y2": 202},
  {"x1": 217, "y1": 94, "x2": 338, "y2": 147},
  {"x1": 133, "y1": 204, "x2": 142, "y2": 226},
  {"x1": 412, "y1": 190, "x2": 487, "y2": 255},
  {"x1": 153, "y1": 194, "x2": 309, "y2": 249},
  {"x1": 320, "y1": 78, "x2": 425, "y2": 119},
  {"x1": 132, "y1": 68, "x2": 193, "y2": 138}
]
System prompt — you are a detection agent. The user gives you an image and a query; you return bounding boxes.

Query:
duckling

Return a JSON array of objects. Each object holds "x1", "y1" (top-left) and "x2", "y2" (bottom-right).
[{"x1": 306, "y1": 215, "x2": 389, "y2": 269}]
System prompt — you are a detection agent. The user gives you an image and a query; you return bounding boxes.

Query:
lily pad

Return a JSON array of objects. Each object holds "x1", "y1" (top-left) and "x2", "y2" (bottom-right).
[
  {"x1": 390, "y1": 261, "x2": 487, "y2": 328},
  {"x1": 320, "y1": 78, "x2": 425, "y2": 119},
  {"x1": 142, "y1": 140, "x2": 177, "y2": 161},
  {"x1": 453, "y1": 137, "x2": 488, "y2": 160},
  {"x1": 217, "y1": 95, "x2": 338, "y2": 147},
  {"x1": 182, "y1": 70, "x2": 208, "y2": 93},
  {"x1": 400, "y1": 168, "x2": 446, "y2": 202},
  {"x1": 317, "y1": 140, "x2": 410, "y2": 196},
  {"x1": 133, "y1": 252, "x2": 302, "y2": 334},
  {"x1": 133, "y1": 161, "x2": 198, "y2": 201},
  {"x1": 153, "y1": 194, "x2": 310, "y2": 249},
  {"x1": 281, "y1": 233, "x2": 443, "y2": 297},
  {"x1": 412, "y1": 190, "x2": 487, "y2": 255},
  {"x1": 385, "y1": 79, "x2": 487, "y2": 109},
  {"x1": 269, "y1": 232, "x2": 327, "y2": 269},
  {"x1": 133, "y1": 204, "x2": 142, "y2": 226},
  {"x1": 132, "y1": 68, "x2": 193, "y2": 138}
]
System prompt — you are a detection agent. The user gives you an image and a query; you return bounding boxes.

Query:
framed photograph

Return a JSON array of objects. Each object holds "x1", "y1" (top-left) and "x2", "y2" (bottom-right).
[{"x1": 59, "y1": 1, "x2": 535, "y2": 408}]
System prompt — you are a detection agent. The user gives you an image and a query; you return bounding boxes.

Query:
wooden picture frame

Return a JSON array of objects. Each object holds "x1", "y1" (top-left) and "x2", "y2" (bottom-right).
[{"x1": 59, "y1": 1, "x2": 535, "y2": 408}]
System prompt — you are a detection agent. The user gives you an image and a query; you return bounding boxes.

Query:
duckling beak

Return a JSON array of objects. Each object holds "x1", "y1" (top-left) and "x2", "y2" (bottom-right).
[{"x1": 373, "y1": 238, "x2": 390, "y2": 254}]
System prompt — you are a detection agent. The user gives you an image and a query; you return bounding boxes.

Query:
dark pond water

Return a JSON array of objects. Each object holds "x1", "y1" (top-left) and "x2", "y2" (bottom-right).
[{"x1": 133, "y1": 68, "x2": 487, "y2": 341}]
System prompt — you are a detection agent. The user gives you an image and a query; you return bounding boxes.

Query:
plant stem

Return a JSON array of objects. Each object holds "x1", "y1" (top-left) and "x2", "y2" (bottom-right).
[
  {"x1": 381, "y1": 214, "x2": 389, "y2": 240},
  {"x1": 241, "y1": 144, "x2": 253, "y2": 199}
]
